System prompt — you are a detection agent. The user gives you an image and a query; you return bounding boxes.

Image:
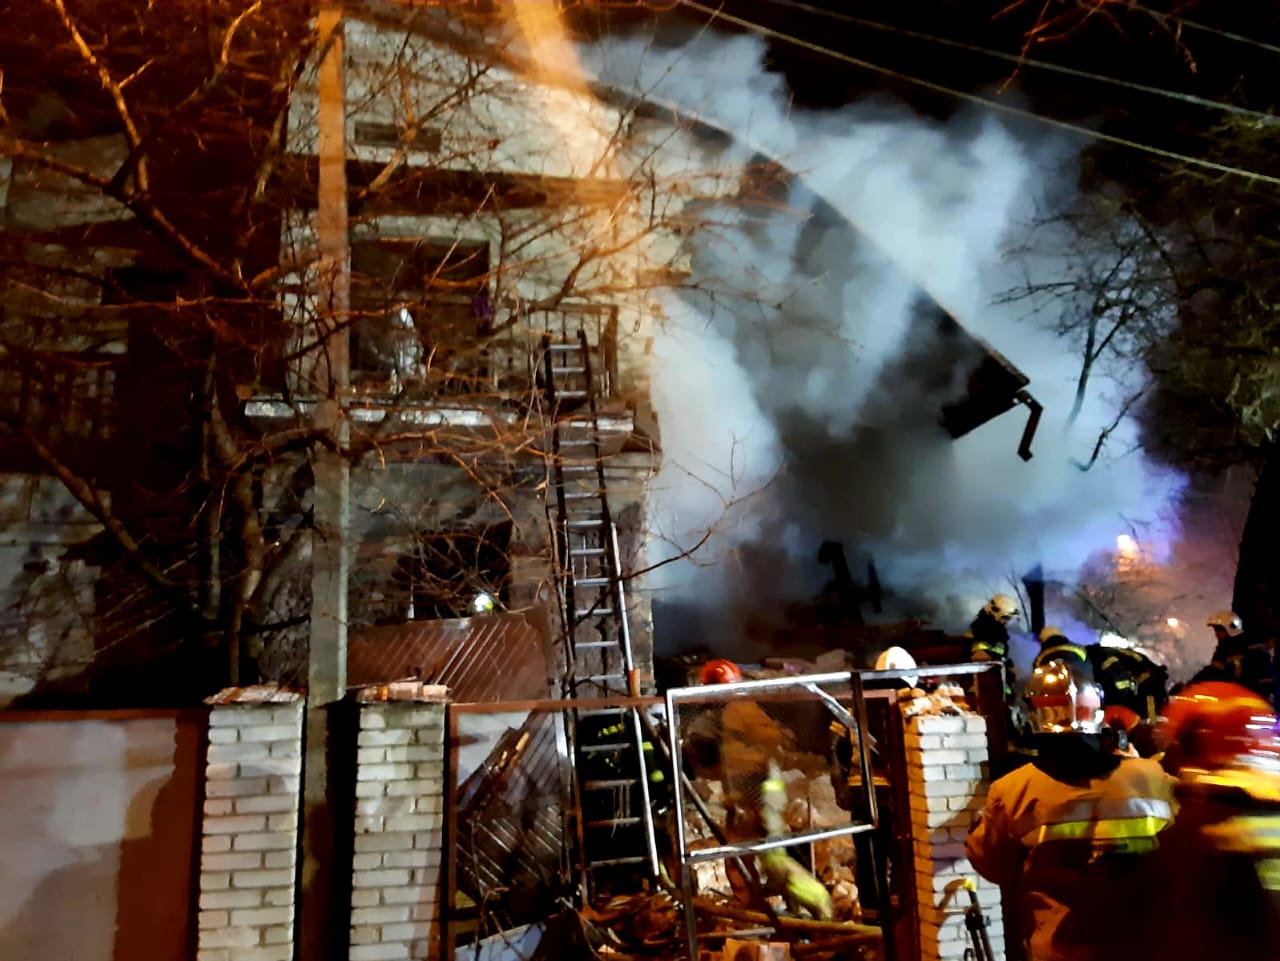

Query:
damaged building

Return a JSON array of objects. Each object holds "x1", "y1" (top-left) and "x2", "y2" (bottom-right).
[{"x1": 0, "y1": 5, "x2": 1042, "y2": 960}]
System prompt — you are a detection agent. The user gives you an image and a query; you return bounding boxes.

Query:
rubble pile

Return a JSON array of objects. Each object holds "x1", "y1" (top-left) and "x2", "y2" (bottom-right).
[{"x1": 897, "y1": 682, "x2": 973, "y2": 718}]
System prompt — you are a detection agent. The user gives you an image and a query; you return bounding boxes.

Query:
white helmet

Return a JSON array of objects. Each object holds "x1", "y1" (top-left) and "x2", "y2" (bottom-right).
[
  {"x1": 982, "y1": 594, "x2": 1020, "y2": 623},
  {"x1": 1024, "y1": 662, "x2": 1104, "y2": 734},
  {"x1": 1207, "y1": 610, "x2": 1244, "y2": 637},
  {"x1": 1038, "y1": 625, "x2": 1066, "y2": 645},
  {"x1": 875, "y1": 646, "x2": 919, "y2": 687}
]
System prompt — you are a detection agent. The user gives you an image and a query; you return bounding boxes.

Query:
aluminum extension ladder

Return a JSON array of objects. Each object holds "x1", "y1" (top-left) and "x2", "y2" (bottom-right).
[{"x1": 541, "y1": 329, "x2": 659, "y2": 900}]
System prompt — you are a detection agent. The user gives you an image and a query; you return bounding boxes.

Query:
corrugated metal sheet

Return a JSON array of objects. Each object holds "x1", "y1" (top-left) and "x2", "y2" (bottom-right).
[
  {"x1": 455, "y1": 713, "x2": 567, "y2": 904},
  {"x1": 348, "y1": 609, "x2": 556, "y2": 701},
  {"x1": 351, "y1": 610, "x2": 572, "y2": 934}
]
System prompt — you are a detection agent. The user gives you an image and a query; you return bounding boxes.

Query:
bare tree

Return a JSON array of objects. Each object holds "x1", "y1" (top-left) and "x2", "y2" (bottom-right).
[
  {"x1": 1003, "y1": 108, "x2": 1280, "y2": 647},
  {"x1": 0, "y1": 0, "x2": 742, "y2": 702}
]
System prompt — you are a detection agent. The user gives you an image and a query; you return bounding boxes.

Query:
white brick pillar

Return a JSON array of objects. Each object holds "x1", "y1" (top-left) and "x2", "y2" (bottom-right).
[
  {"x1": 905, "y1": 713, "x2": 1005, "y2": 961},
  {"x1": 349, "y1": 698, "x2": 447, "y2": 961},
  {"x1": 196, "y1": 696, "x2": 305, "y2": 961}
]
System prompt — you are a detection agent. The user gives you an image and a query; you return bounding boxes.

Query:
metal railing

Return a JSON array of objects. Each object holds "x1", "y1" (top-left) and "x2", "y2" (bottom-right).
[{"x1": 665, "y1": 671, "x2": 881, "y2": 959}]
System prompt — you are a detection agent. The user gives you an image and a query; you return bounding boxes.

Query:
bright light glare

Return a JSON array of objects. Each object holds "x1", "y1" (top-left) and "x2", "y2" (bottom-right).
[
  {"x1": 471, "y1": 592, "x2": 496, "y2": 614},
  {"x1": 1116, "y1": 534, "x2": 1138, "y2": 557},
  {"x1": 1166, "y1": 617, "x2": 1179, "y2": 628}
]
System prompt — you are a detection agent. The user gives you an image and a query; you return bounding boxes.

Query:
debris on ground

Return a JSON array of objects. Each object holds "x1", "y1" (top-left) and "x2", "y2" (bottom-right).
[{"x1": 898, "y1": 682, "x2": 972, "y2": 718}]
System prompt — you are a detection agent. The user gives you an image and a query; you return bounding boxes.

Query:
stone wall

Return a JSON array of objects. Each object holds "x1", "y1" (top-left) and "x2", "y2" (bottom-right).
[
  {"x1": 348, "y1": 700, "x2": 447, "y2": 961},
  {"x1": 195, "y1": 700, "x2": 304, "y2": 961},
  {"x1": 905, "y1": 713, "x2": 1005, "y2": 961},
  {"x1": 0, "y1": 712, "x2": 204, "y2": 961}
]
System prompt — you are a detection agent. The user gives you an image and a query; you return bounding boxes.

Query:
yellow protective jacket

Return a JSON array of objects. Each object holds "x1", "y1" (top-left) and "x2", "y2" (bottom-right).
[
  {"x1": 1145, "y1": 769, "x2": 1280, "y2": 961},
  {"x1": 966, "y1": 738, "x2": 1175, "y2": 961}
]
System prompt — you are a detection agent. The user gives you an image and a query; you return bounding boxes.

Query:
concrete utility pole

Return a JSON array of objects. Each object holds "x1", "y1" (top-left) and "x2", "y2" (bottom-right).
[{"x1": 299, "y1": 3, "x2": 351, "y2": 959}]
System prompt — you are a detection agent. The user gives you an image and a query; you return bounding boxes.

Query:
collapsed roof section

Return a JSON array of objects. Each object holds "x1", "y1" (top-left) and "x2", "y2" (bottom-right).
[{"x1": 361, "y1": 3, "x2": 1044, "y2": 458}]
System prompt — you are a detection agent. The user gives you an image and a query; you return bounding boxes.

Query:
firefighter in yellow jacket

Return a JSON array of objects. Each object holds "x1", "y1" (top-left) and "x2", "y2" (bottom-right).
[
  {"x1": 1146, "y1": 681, "x2": 1280, "y2": 960},
  {"x1": 966, "y1": 662, "x2": 1175, "y2": 961}
]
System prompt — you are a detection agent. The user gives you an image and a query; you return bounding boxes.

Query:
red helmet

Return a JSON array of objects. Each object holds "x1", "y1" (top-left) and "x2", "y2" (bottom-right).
[
  {"x1": 1162, "y1": 681, "x2": 1280, "y2": 769},
  {"x1": 1102, "y1": 705, "x2": 1141, "y2": 733},
  {"x1": 698, "y1": 658, "x2": 743, "y2": 685}
]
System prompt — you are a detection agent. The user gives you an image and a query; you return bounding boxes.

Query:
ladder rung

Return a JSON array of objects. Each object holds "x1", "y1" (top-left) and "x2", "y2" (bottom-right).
[
  {"x1": 574, "y1": 640, "x2": 618, "y2": 650},
  {"x1": 587, "y1": 856, "x2": 648, "y2": 868},
  {"x1": 580, "y1": 741, "x2": 633, "y2": 753},
  {"x1": 560, "y1": 464, "x2": 597, "y2": 472},
  {"x1": 548, "y1": 343, "x2": 583, "y2": 352},
  {"x1": 575, "y1": 608, "x2": 615, "y2": 617},
  {"x1": 564, "y1": 491, "x2": 600, "y2": 500},
  {"x1": 567, "y1": 518, "x2": 604, "y2": 528},
  {"x1": 552, "y1": 366, "x2": 587, "y2": 374},
  {"x1": 583, "y1": 673, "x2": 628, "y2": 684},
  {"x1": 570, "y1": 547, "x2": 607, "y2": 556},
  {"x1": 557, "y1": 390, "x2": 589, "y2": 399},
  {"x1": 584, "y1": 779, "x2": 642, "y2": 790},
  {"x1": 588, "y1": 817, "x2": 643, "y2": 829},
  {"x1": 576, "y1": 577, "x2": 611, "y2": 588}
]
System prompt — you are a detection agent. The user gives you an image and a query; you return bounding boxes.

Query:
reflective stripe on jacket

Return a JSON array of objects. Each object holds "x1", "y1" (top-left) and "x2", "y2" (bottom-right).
[
  {"x1": 1034, "y1": 643, "x2": 1089, "y2": 672},
  {"x1": 1146, "y1": 778, "x2": 1280, "y2": 960},
  {"x1": 966, "y1": 753, "x2": 1174, "y2": 961}
]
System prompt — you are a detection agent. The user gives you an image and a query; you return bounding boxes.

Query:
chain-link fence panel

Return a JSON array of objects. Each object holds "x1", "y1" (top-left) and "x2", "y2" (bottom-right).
[{"x1": 666, "y1": 672, "x2": 883, "y2": 959}]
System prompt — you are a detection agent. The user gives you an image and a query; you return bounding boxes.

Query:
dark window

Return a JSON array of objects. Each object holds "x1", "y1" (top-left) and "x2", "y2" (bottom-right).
[
  {"x1": 349, "y1": 238, "x2": 493, "y2": 392},
  {"x1": 392, "y1": 523, "x2": 513, "y2": 621}
]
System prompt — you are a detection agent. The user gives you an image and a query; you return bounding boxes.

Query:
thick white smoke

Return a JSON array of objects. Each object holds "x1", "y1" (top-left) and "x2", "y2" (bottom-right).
[{"x1": 579, "y1": 32, "x2": 1185, "y2": 649}]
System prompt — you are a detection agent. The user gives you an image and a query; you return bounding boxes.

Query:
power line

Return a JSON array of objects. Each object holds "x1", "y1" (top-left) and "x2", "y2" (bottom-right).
[
  {"x1": 755, "y1": 0, "x2": 1279, "y2": 127},
  {"x1": 1124, "y1": 2, "x2": 1280, "y2": 58},
  {"x1": 675, "y1": 0, "x2": 1280, "y2": 189}
]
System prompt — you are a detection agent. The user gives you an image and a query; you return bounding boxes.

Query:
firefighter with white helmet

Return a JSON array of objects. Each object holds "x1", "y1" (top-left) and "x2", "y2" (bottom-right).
[
  {"x1": 1193, "y1": 609, "x2": 1275, "y2": 704},
  {"x1": 875, "y1": 645, "x2": 919, "y2": 687},
  {"x1": 1147, "y1": 681, "x2": 1280, "y2": 959},
  {"x1": 966, "y1": 662, "x2": 1174, "y2": 960}
]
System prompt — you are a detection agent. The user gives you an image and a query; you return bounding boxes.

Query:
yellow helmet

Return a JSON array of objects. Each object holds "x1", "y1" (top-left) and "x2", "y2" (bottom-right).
[
  {"x1": 1038, "y1": 625, "x2": 1066, "y2": 645},
  {"x1": 982, "y1": 594, "x2": 1020, "y2": 623}
]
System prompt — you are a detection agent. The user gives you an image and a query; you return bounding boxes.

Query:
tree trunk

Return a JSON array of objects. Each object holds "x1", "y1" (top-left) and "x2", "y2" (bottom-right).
[{"x1": 1232, "y1": 444, "x2": 1280, "y2": 646}]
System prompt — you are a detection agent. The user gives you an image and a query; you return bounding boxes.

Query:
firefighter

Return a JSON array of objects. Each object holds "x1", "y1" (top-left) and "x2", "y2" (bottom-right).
[
  {"x1": 1087, "y1": 643, "x2": 1168, "y2": 718},
  {"x1": 697, "y1": 659, "x2": 834, "y2": 919},
  {"x1": 759, "y1": 760, "x2": 835, "y2": 920},
  {"x1": 965, "y1": 594, "x2": 1019, "y2": 667},
  {"x1": 699, "y1": 658, "x2": 743, "y2": 686},
  {"x1": 1147, "y1": 681, "x2": 1280, "y2": 960},
  {"x1": 966, "y1": 594, "x2": 1020, "y2": 709},
  {"x1": 966, "y1": 662, "x2": 1175, "y2": 961},
  {"x1": 1192, "y1": 610, "x2": 1276, "y2": 705},
  {"x1": 1032, "y1": 625, "x2": 1090, "y2": 674}
]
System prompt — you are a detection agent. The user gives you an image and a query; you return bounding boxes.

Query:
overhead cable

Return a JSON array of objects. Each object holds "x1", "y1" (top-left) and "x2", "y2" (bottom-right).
[
  {"x1": 674, "y1": 0, "x2": 1280, "y2": 189},
  {"x1": 755, "y1": 0, "x2": 1279, "y2": 126}
]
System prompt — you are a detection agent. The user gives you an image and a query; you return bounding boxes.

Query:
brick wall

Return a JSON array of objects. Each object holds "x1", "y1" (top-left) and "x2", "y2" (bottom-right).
[
  {"x1": 348, "y1": 700, "x2": 446, "y2": 961},
  {"x1": 905, "y1": 713, "x2": 1005, "y2": 961},
  {"x1": 196, "y1": 700, "x2": 304, "y2": 961}
]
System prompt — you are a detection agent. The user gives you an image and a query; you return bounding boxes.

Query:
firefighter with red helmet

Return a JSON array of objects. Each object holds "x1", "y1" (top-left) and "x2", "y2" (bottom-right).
[
  {"x1": 966, "y1": 662, "x2": 1174, "y2": 961},
  {"x1": 698, "y1": 658, "x2": 743, "y2": 686},
  {"x1": 1088, "y1": 643, "x2": 1169, "y2": 717},
  {"x1": 693, "y1": 657, "x2": 834, "y2": 920},
  {"x1": 1147, "y1": 681, "x2": 1280, "y2": 960}
]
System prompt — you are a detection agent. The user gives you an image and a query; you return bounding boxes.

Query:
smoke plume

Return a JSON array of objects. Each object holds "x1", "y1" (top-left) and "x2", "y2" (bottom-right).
[{"x1": 579, "y1": 32, "x2": 1185, "y2": 654}]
